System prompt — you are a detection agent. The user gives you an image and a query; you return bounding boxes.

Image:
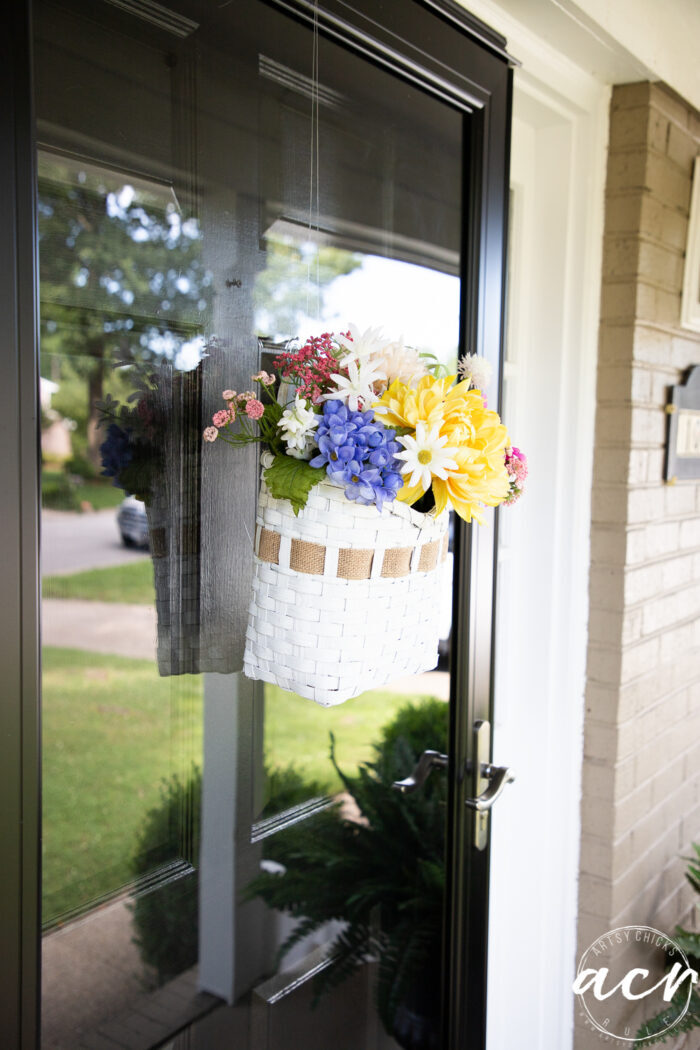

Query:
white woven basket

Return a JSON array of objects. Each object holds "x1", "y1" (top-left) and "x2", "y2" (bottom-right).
[{"x1": 243, "y1": 457, "x2": 449, "y2": 706}]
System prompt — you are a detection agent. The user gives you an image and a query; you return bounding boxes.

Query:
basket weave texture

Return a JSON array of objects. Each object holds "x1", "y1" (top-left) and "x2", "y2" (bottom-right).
[{"x1": 243, "y1": 461, "x2": 449, "y2": 706}]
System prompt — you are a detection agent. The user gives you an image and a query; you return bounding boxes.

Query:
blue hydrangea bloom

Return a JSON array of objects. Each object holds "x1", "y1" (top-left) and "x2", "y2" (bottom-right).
[
  {"x1": 100, "y1": 423, "x2": 133, "y2": 486},
  {"x1": 309, "y1": 400, "x2": 403, "y2": 510}
]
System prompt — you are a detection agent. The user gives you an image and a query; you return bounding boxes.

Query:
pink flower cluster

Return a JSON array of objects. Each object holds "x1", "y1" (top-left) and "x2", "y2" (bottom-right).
[
  {"x1": 202, "y1": 377, "x2": 272, "y2": 444},
  {"x1": 504, "y1": 446, "x2": 528, "y2": 505},
  {"x1": 273, "y1": 332, "x2": 349, "y2": 403},
  {"x1": 213, "y1": 408, "x2": 233, "y2": 428},
  {"x1": 245, "y1": 399, "x2": 264, "y2": 419}
]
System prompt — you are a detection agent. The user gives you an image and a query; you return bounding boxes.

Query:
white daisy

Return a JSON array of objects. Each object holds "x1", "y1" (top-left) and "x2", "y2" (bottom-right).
[
  {"x1": 395, "y1": 422, "x2": 458, "y2": 491},
  {"x1": 278, "y1": 395, "x2": 319, "y2": 460},
  {"x1": 457, "y1": 353, "x2": 492, "y2": 392}
]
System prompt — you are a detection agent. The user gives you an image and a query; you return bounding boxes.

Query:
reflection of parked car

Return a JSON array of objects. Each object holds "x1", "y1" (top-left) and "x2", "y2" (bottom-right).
[{"x1": 117, "y1": 497, "x2": 149, "y2": 549}]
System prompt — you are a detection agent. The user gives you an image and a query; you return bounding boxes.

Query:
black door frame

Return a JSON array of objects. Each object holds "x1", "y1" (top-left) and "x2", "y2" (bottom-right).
[
  {"x1": 0, "y1": 1, "x2": 512, "y2": 1047},
  {"x1": 1, "y1": 2, "x2": 41, "y2": 1049}
]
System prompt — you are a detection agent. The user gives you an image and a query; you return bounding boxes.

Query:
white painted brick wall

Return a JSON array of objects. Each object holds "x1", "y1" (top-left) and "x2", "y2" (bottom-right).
[{"x1": 576, "y1": 80, "x2": 700, "y2": 1050}]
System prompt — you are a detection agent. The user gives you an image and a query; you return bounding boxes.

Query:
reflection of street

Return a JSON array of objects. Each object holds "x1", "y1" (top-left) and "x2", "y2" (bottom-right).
[
  {"x1": 42, "y1": 599, "x2": 156, "y2": 661},
  {"x1": 42, "y1": 508, "x2": 148, "y2": 576}
]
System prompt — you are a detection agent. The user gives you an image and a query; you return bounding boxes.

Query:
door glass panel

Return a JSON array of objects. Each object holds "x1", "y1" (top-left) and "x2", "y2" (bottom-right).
[{"x1": 35, "y1": 2, "x2": 462, "y2": 1048}]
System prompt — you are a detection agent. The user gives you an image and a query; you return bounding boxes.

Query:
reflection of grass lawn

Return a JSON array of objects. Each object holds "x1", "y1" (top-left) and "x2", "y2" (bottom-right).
[
  {"x1": 42, "y1": 644, "x2": 438, "y2": 924},
  {"x1": 77, "y1": 481, "x2": 126, "y2": 510},
  {"x1": 263, "y1": 684, "x2": 436, "y2": 792},
  {"x1": 43, "y1": 560, "x2": 155, "y2": 604},
  {"x1": 42, "y1": 470, "x2": 125, "y2": 512},
  {"x1": 42, "y1": 646, "x2": 202, "y2": 925}
]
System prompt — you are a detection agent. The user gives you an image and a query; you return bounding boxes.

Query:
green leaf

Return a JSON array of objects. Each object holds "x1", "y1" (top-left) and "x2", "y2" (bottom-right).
[
  {"x1": 673, "y1": 926, "x2": 700, "y2": 965},
  {"x1": 264, "y1": 454, "x2": 325, "y2": 515},
  {"x1": 258, "y1": 399, "x2": 284, "y2": 454}
]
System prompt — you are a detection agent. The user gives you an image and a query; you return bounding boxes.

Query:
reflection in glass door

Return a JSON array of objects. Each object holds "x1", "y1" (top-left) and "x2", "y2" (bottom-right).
[{"x1": 36, "y1": 1, "x2": 464, "y2": 1047}]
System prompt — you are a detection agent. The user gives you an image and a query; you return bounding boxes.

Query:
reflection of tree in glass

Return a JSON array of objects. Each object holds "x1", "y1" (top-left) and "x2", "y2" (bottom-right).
[
  {"x1": 38, "y1": 161, "x2": 212, "y2": 466},
  {"x1": 254, "y1": 233, "x2": 361, "y2": 341}
]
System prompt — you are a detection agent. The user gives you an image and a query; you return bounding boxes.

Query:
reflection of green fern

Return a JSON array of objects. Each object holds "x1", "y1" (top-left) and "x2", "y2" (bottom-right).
[
  {"x1": 245, "y1": 699, "x2": 448, "y2": 1036},
  {"x1": 263, "y1": 763, "x2": 330, "y2": 815},
  {"x1": 636, "y1": 843, "x2": 700, "y2": 1045}
]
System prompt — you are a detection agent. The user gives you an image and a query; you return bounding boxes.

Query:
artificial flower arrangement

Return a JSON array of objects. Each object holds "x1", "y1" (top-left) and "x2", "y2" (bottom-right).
[{"x1": 204, "y1": 325, "x2": 526, "y2": 705}]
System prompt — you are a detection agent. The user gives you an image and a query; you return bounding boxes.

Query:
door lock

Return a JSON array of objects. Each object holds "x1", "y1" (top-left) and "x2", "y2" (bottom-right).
[{"x1": 468, "y1": 720, "x2": 514, "y2": 850}]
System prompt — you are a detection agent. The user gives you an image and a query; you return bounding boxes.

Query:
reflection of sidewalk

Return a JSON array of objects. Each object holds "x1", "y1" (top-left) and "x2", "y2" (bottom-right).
[
  {"x1": 43, "y1": 599, "x2": 157, "y2": 661},
  {"x1": 383, "y1": 670, "x2": 450, "y2": 700},
  {"x1": 43, "y1": 897, "x2": 218, "y2": 1050},
  {"x1": 42, "y1": 597, "x2": 450, "y2": 700},
  {"x1": 42, "y1": 898, "x2": 145, "y2": 1050}
]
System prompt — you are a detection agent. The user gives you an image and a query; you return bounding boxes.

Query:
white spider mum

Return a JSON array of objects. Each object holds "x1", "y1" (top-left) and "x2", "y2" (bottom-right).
[
  {"x1": 395, "y1": 422, "x2": 458, "y2": 491},
  {"x1": 325, "y1": 357, "x2": 387, "y2": 412},
  {"x1": 278, "y1": 395, "x2": 319, "y2": 460},
  {"x1": 457, "y1": 353, "x2": 493, "y2": 392},
  {"x1": 336, "y1": 323, "x2": 388, "y2": 365}
]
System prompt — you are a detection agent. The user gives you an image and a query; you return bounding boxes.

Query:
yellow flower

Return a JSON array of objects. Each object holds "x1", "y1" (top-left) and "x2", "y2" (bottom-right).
[
  {"x1": 378, "y1": 374, "x2": 511, "y2": 522},
  {"x1": 435, "y1": 395, "x2": 510, "y2": 522},
  {"x1": 374, "y1": 374, "x2": 454, "y2": 430}
]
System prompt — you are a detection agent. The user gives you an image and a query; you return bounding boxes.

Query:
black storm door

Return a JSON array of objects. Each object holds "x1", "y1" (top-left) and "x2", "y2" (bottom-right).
[{"x1": 2, "y1": 2, "x2": 512, "y2": 1049}]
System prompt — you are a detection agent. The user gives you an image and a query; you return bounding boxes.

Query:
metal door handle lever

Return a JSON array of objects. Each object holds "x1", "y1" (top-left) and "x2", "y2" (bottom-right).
[
  {"x1": 392, "y1": 750, "x2": 448, "y2": 793},
  {"x1": 464, "y1": 763, "x2": 515, "y2": 811}
]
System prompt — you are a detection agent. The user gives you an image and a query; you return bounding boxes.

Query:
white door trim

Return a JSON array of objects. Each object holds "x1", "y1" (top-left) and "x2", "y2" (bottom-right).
[{"x1": 459, "y1": 10, "x2": 611, "y2": 1048}]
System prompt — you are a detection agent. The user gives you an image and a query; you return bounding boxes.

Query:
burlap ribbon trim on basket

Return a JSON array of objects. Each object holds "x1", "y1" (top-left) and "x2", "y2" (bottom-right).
[{"x1": 257, "y1": 527, "x2": 448, "y2": 580}]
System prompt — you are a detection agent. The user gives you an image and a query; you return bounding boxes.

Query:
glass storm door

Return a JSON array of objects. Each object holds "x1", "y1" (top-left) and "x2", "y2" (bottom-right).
[{"x1": 30, "y1": 2, "x2": 512, "y2": 1049}]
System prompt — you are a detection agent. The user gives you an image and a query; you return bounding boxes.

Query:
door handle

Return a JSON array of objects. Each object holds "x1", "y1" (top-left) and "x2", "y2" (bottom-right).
[
  {"x1": 464, "y1": 763, "x2": 515, "y2": 811},
  {"x1": 392, "y1": 750, "x2": 448, "y2": 793},
  {"x1": 392, "y1": 722, "x2": 514, "y2": 851}
]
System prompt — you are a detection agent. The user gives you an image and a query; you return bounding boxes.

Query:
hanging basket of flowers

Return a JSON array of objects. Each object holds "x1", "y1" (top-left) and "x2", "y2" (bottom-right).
[{"x1": 203, "y1": 326, "x2": 526, "y2": 706}]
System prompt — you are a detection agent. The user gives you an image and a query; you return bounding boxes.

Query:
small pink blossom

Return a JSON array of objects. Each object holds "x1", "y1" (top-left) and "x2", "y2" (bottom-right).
[
  {"x1": 504, "y1": 446, "x2": 528, "y2": 505},
  {"x1": 252, "y1": 370, "x2": 275, "y2": 386},
  {"x1": 273, "y1": 333, "x2": 342, "y2": 401},
  {"x1": 245, "y1": 398, "x2": 264, "y2": 420},
  {"x1": 237, "y1": 390, "x2": 256, "y2": 403},
  {"x1": 203, "y1": 426, "x2": 218, "y2": 442},
  {"x1": 212, "y1": 409, "x2": 230, "y2": 428},
  {"x1": 507, "y1": 446, "x2": 528, "y2": 483},
  {"x1": 222, "y1": 389, "x2": 236, "y2": 401}
]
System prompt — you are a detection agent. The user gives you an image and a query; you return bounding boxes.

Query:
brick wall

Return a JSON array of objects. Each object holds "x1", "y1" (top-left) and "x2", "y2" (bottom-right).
[{"x1": 575, "y1": 82, "x2": 700, "y2": 1049}]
